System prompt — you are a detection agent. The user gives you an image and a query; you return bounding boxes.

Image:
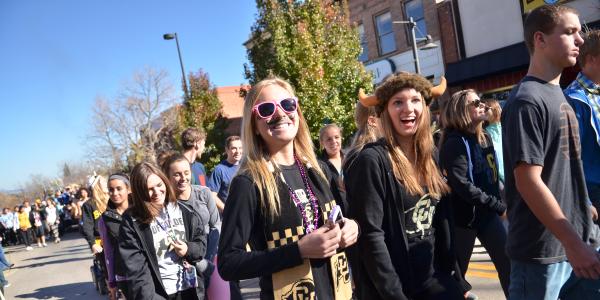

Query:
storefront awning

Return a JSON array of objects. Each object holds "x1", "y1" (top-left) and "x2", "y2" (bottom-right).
[{"x1": 446, "y1": 42, "x2": 530, "y2": 85}]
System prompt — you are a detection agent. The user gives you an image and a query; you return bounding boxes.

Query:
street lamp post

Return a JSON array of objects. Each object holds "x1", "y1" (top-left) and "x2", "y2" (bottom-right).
[
  {"x1": 163, "y1": 32, "x2": 190, "y2": 99},
  {"x1": 393, "y1": 17, "x2": 438, "y2": 74}
]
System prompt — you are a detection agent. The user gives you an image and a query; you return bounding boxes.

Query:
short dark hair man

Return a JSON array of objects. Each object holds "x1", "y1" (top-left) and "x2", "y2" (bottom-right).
[
  {"x1": 502, "y1": 5, "x2": 600, "y2": 299},
  {"x1": 181, "y1": 127, "x2": 207, "y2": 186},
  {"x1": 565, "y1": 30, "x2": 600, "y2": 220},
  {"x1": 207, "y1": 136, "x2": 242, "y2": 213}
]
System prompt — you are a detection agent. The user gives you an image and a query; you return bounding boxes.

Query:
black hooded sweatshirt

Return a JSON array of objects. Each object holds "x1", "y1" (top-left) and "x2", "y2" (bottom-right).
[
  {"x1": 439, "y1": 129, "x2": 506, "y2": 228},
  {"x1": 344, "y1": 140, "x2": 469, "y2": 299}
]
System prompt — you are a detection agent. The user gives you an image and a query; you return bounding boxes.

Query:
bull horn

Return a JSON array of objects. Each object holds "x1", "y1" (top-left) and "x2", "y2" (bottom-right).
[
  {"x1": 430, "y1": 76, "x2": 447, "y2": 98},
  {"x1": 358, "y1": 88, "x2": 379, "y2": 107}
]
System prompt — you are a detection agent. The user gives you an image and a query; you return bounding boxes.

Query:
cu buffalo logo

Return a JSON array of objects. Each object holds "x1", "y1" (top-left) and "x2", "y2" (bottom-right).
[
  {"x1": 334, "y1": 255, "x2": 350, "y2": 290},
  {"x1": 282, "y1": 278, "x2": 315, "y2": 300}
]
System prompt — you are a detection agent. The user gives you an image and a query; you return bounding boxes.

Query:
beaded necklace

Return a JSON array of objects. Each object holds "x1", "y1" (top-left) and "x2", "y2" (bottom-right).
[{"x1": 280, "y1": 155, "x2": 321, "y2": 233}]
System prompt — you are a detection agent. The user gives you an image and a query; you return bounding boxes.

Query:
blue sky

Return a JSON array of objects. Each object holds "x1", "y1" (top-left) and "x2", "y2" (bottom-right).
[{"x1": 0, "y1": 1, "x2": 257, "y2": 191}]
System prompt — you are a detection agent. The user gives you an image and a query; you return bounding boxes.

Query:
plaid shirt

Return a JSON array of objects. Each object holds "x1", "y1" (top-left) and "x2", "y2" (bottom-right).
[{"x1": 575, "y1": 72, "x2": 600, "y2": 123}]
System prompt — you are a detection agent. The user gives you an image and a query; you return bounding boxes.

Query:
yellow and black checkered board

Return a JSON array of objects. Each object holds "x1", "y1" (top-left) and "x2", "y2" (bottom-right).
[
  {"x1": 265, "y1": 200, "x2": 338, "y2": 250},
  {"x1": 267, "y1": 225, "x2": 305, "y2": 249}
]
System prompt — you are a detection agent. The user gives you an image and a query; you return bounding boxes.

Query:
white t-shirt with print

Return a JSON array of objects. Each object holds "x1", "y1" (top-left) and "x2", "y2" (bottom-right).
[{"x1": 150, "y1": 202, "x2": 187, "y2": 295}]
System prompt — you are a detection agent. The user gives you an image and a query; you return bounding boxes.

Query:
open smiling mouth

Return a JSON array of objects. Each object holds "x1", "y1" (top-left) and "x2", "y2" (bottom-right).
[{"x1": 401, "y1": 117, "x2": 416, "y2": 126}]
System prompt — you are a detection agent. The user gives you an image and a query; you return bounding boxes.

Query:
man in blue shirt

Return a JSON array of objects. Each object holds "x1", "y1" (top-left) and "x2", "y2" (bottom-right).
[
  {"x1": 565, "y1": 29, "x2": 600, "y2": 220},
  {"x1": 208, "y1": 136, "x2": 242, "y2": 213},
  {"x1": 181, "y1": 127, "x2": 208, "y2": 186}
]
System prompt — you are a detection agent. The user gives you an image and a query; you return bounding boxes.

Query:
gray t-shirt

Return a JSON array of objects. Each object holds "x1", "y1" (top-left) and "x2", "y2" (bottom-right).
[
  {"x1": 179, "y1": 185, "x2": 221, "y2": 235},
  {"x1": 150, "y1": 203, "x2": 186, "y2": 295},
  {"x1": 502, "y1": 76, "x2": 597, "y2": 264}
]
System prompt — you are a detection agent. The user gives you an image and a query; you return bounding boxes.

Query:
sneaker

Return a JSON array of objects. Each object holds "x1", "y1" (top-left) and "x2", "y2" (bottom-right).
[
  {"x1": 42, "y1": 243, "x2": 47, "y2": 247},
  {"x1": 37, "y1": 243, "x2": 42, "y2": 248},
  {"x1": 26, "y1": 246, "x2": 33, "y2": 251},
  {"x1": 465, "y1": 292, "x2": 479, "y2": 300},
  {"x1": 3, "y1": 283, "x2": 10, "y2": 288}
]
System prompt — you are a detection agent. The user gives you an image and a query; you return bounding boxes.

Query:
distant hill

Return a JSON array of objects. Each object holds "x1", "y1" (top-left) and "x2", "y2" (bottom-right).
[
  {"x1": 0, "y1": 192, "x2": 21, "y2": 208},
  {"x1": 0, "y1": 189, "x2": 21, "y2": 195}
]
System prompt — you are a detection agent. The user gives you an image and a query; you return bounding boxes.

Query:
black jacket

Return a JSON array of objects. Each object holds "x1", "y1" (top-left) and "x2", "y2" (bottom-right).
[
  {"x1": 218, "y1": 165, "x2": 344, "y2": 300},
  {"x1": 82, "y1": 201, "x2": 101, "y2": 248},
  {"x1": 439, "y1": 130, "x2": 506, "y2": 228},
  {"x1": 118, "y1": 202, "x2": 207, "y2": 300},
  {"x1": 102, "y1": 208, "x2": 126, "y2": 277},
  {"x1": 318, "y1": 152, "x2": 348, "y2": 216},
  {"x1": 344, "y1": 141, "x2": 470, "y2": 299}
]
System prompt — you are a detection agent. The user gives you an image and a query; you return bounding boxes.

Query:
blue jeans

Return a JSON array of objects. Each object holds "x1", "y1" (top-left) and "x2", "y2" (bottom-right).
[
  {"x1": 0, "y1": 270, "x2": 6, "y2": 287},
  {"x1": 508, "y1": 260, "x2": 572, "y2": 300},
  {"x1": 0, "y1": 245, "x2": 10, "y2": 271}
]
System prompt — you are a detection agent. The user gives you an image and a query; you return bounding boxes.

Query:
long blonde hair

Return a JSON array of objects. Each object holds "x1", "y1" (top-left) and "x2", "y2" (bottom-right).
[
  {"x1": 441, "y1": 89, "x2": 487, "y2": 146},
  {"x1": 90, "y1": 175, "x2": 109, "y2": 214},
  {"x1": 483, "y1": 98, "x2": 501, "y2": 124},
  {"x1": 240, "y1": 76, "x2": 326, "y2": 220},
  {"x1": 377, "y1": 74, "x2": 449, "y2": 198}
]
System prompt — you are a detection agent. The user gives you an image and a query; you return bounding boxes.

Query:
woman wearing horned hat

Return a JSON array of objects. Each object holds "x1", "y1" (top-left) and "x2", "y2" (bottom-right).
[{"x1": 345, "y1": 73, "x2": 468, "y2": 299}]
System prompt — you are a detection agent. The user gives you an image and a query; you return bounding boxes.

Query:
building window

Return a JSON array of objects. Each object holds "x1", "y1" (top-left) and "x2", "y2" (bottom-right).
[
  {"x1": 358, "y1": 24, "x2": 368, "y2": 62},
  {"x1": 375, "y1": 11, "x2": 396, "y2": 55},
  {"x1": 405, "y1": 0, "x2": 427, "y2": 40}
]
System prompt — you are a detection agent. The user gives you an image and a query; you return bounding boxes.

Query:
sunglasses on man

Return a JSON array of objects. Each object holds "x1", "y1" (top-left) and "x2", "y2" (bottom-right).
[{"x1": 252, "y1": 97, "x2": 298, "y2": 119}]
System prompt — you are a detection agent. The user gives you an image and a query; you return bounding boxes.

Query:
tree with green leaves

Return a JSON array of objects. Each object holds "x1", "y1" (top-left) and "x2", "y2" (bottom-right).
[
  {"x1": 176, "y1": 69, "x2": 229, "y2": 171},
  {"x1": 244, "y1": 0, "x2": 372, "y2": 143}
]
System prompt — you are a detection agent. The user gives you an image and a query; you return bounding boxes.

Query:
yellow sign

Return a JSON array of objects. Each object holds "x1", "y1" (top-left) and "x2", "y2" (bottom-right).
[{"x1": 521, "y1": 0, "x2": 568, "y2": 14}]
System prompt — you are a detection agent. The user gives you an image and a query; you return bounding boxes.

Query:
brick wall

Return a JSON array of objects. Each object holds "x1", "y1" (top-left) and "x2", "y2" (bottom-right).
[
  {"x1": 436, "y1": 0, "x2": 459, "y2": 64},
  {"x1": 348, "y1": 0, "x2": 442, "y2": 63}
]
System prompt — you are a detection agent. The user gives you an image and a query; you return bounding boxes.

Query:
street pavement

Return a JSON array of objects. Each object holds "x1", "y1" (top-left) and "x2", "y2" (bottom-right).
[
  {"x1": 3, "y1": 231, "x2": 105, "y2": 300},
  {"x1": 464, "y1": 241, "x2": 505, "y2": 300},
  {"x1": 2, "y1": 232, "x2": 504, "y2": 299}
]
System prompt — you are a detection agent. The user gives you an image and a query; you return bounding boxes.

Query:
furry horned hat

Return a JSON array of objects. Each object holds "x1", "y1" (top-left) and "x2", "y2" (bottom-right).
[{"x1": 358, "y1": 73, "x2": 446, "y2": 115}]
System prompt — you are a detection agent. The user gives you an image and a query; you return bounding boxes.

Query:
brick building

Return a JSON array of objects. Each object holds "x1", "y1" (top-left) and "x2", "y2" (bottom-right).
[
  {"x1": 348, "y1": 0, "x2": 446, "y2": 85},
  {"x1": 216, "y1": 86, "x2": 248, "y2": 136},
  {"x1": 350, "y1": 0, "x2": 600, "y2": 100},
  {"x1": 442, "y1": 0, "x2": 600, "y2": 100}
]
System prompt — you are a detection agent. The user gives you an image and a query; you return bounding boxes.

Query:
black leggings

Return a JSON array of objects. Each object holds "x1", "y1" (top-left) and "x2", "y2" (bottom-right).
[
  {"x1": 453, "y1": 214, "x2": 510, "y2": 297},
  {"x1": 18, "y1": 229, "x2": 31, "y2": 246},
  {"x1": 411, "y1": 272, "x2": 465, "y2": 300}
]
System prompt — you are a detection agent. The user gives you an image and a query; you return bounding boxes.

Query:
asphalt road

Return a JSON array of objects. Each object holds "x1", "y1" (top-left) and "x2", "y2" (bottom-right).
[
  {"x1": 3, "y1": 231, "x2": 105, "y2": 300},
  {"x1": 465, "y1": 243, "x2": 506, "y2": 300},
  {"x1": 2, "y1": 232, "x2": 504, "y2": 300}
]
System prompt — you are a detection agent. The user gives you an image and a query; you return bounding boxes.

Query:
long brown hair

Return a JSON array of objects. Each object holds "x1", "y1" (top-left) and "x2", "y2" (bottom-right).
[
  {"x1": 239, "y1": 76, "x2": 326, "y2": 220},
  {"x1": 377, "y1": 74, "x2": 449, "y2": 198},
  {"x1": 441, "y1": 89, "x2": 487, "y2": 146},
  {"x1": 129, "y1": 162, "x2": 177, "y2": 224}
]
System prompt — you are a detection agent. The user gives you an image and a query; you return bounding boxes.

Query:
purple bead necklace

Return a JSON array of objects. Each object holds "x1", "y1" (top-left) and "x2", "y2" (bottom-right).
[{"x1": 283, "y1": 154, "x2": 320, "y2": 233}]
